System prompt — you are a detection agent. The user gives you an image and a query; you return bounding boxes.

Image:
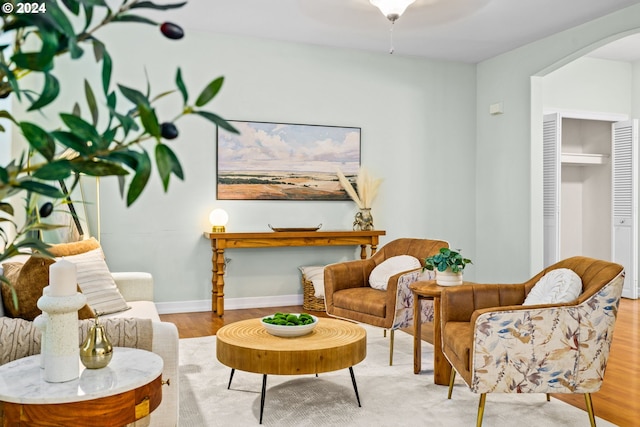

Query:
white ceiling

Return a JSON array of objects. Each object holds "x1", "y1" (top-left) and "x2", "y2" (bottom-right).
[{"x1": 154, "y1": 0, "x2": 640, "y2": 63}]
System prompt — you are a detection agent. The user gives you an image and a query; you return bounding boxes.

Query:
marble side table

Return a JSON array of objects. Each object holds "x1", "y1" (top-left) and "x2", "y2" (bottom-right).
[{"x1": 0, "y1": 347, "x2": 163, "y2": 427}]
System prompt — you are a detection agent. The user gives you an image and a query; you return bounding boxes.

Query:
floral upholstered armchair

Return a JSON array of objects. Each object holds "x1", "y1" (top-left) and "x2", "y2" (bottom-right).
[
  {"x1": 440, "y1": 256, "x2": 625, "y2": 427},
  {"x1": 323, "y1": 238, "x2": 448, "y2": 365}
]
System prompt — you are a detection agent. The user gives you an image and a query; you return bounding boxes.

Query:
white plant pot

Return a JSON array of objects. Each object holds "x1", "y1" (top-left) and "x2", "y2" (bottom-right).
[{"x1": 435, "y1": 269, "x2": 463, "y2": 286}]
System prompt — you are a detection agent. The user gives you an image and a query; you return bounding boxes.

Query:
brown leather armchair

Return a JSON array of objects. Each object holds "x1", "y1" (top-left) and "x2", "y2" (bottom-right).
[
  {"x1": 324, "y1": 238, "x2": 448, "y2": 365},
  {"x1": 440, "y1": 256, "x2": 625, "y2": 427}
]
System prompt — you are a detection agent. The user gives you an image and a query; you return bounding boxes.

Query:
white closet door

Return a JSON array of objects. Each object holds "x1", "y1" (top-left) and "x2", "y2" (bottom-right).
[
  {"x1": 612, "y1": 120, "x2": 638, "y2": 299},
  {"x1": 543, "y1": 113, "x2": 561, "y2": 267}
]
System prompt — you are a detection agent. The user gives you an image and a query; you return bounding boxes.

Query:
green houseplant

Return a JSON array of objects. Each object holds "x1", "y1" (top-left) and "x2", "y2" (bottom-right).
[
  {"x1": 423, "y1": 247, "x2": 472, "y2": 286},
  {"x1": 0, "y1": 0, "x2": 238, "y2": 308}
]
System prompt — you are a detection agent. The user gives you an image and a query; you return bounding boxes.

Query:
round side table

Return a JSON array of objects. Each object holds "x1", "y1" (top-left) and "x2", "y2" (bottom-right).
[
  {"x1": 0, "y1": 347, "x2": 163, "y2": 427},
  {"x1": 410, "y1": 280, "x2": 452, "y2": 385}
]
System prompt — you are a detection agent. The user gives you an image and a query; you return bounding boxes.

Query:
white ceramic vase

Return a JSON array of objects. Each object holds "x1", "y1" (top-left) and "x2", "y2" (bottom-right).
[{"x1": 435, "y1": 268, "x2": 463, "y2": 286}]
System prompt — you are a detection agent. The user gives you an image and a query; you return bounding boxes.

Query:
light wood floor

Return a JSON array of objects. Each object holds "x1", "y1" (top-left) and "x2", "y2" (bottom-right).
[{"x1": 160, "y1": 298, "x2": 639, "y2": 427}]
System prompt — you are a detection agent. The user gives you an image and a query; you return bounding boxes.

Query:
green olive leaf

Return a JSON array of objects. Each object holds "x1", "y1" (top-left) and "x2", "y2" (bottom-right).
[
  {"x1": 155, "y1": 143, "x2": 183, "y2": 191},
  {"x1": 176, "y1": 67, "x2": 188, "y2": 105},
  {"x1": 27, "y1": 73, "x2": 60, "y2": 111},
  {"x1": 19, "y1": 122, "x2": 55, "y2": 161},
  {"x1": 194, "y1": 111, "x2": 238, "y2": 134},
  {"x1": 195, "y1": 77, "x2": 223, "y2": 107}
]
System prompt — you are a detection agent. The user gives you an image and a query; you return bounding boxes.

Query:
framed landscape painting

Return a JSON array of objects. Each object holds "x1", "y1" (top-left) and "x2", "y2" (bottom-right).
[{"x1": 217, "y1": 121, "x2": 361, "y2": 200}]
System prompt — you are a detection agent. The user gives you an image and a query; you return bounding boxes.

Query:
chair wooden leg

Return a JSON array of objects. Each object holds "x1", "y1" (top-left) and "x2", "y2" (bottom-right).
[
  {"x1": 383, "y1": 329, "x2": 387, "y2": 338},
  {"x1": 585, "y1": 393, "x2": 596, "y2": 427},
  {"x1": 447, "y1": 369, "x2": 456, "y2": 399},
  {"x1": 546, "y1": 393, "x2": 550, "y2": 402},
  {"x1": 389, "y1": 329, "x2": 395, "y2": 366},
  {"x1": 476, "y1": 393, "x2": 486, "y2": 427}
]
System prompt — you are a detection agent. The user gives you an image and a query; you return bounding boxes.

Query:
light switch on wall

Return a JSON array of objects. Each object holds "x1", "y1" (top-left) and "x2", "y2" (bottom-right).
[{"x1": 489, "y1": 102, "x2": 504, "y2": 115}]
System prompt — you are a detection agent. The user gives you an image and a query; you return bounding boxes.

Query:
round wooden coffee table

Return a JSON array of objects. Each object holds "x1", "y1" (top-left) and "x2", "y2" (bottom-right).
[{"x1": 216, "y1": 317, "x2": 366, "y2": 424}]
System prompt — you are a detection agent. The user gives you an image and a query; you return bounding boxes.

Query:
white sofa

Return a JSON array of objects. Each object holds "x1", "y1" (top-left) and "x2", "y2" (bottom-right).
[
  {"x1": 106, "y1": 272, "x2": 180, "y2": 427},
  {"x1": 0, "y1": 271, "x2": 180, "y2": 427}
]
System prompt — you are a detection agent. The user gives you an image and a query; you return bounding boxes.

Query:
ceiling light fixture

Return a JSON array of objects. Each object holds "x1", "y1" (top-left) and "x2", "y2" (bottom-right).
[
  {"x1": 370, "y1": 0, "x2": 416, "y2": 23},
  {"x1": 369, "y1": 0, "x2": 416, "y2": 54}
]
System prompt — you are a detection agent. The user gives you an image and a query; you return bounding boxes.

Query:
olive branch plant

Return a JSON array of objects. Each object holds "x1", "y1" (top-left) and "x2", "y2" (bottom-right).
[{"x1": 0, "y1": 0, "x2": 239, "y2": 307}]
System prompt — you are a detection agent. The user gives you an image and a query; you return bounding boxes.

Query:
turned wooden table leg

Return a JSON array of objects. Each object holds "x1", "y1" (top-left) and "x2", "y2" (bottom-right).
[
  {"x1": 215, "y1": 248, "x2": 226, "y2": 316},
  {"x1": 210, "y1": 241, "x2": 218, "y2": 313}
]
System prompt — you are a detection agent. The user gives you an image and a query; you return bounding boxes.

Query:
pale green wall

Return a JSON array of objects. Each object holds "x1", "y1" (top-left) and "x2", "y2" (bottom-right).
[
  {"x1": 476, "y1": 4, "x2": 640, "y2": 282},
  {"x1": 12, "y1": 3, "x2": 640, "y2": 306},
  {"x1": 10, "y1": 24, "x2": 476, "y2": 305},
  {"x1": 633, "y1": 61, "x2": 640, "y2": 118},
  {"x1": 543, "y1": 57, "x2": 633, "y2": 115}
]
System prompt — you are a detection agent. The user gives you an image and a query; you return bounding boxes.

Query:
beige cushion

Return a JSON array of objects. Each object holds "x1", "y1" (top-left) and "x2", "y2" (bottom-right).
[
  {"x1": 369, "y1": 255, "x2": 421, "y2": 290},
  {"x1": 523, "y1": 268, "x2": 582, "y2": 305},
  {"x1": 61, "y1": 248, "x2": 130, "y2": 316},
  {"x1": 48, "y1": 237, "x2": 101, "y2": 257}
]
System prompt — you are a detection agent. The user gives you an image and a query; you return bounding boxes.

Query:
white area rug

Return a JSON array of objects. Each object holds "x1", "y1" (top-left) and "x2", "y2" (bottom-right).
[{"x1": 178, "y1": 324, "x2": 617, "y2": 426}]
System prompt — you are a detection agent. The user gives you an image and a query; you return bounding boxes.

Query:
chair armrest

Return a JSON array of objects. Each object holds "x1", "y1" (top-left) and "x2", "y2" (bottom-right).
[
  {"x1": 391, "y1": 268, "x2": 434, "y2": 329},
  {"x1": 112, "y1": 272, "x2": 154, "y2": 302},
  {"x1": 324, "y1": 258, "x2": 374, "y2": 296},
  {"x1": 469, "y1": 304, "x2": 581, "y2": 393},
  {"x1": 441, "y1": 282, "x2": 527, "y2": 323}
]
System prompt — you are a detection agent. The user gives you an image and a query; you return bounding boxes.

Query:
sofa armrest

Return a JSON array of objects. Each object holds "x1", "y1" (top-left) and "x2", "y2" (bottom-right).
[
  {"x1": 112, "y1": 272, "x2": 154, "y2": 302},
  {"x1": 150, "y1": 320, "x2": 179, "y2": 427},
  {"x1": 441, "y1": 282, "x2": 527, "y2": 323}
]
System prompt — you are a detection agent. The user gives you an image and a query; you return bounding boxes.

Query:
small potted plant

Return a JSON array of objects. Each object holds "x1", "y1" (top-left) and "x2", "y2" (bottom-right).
[{"x1": 423, "y1": 247, "x2": 472, "y2": 286}]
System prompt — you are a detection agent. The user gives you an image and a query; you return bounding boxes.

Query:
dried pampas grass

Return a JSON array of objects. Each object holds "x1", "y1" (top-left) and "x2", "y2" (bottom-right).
[{"x1": 337, "y1": 167, "x2": 381, "y2": 209}]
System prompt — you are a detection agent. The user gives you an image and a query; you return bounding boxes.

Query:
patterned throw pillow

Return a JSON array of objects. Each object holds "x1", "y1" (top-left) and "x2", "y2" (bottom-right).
[
  {"x1": 60, "y1": 248, "x2": 130, "y2": 316},
  {"x1": 523, "y1": 268, "x2": 582, "y2": 305},
  {"x1": 369, "y1": 255, "x2": 421, "y2": 290}
]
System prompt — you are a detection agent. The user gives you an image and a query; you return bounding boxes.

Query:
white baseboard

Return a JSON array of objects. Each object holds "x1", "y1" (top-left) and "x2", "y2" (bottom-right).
[{"x1": 155, "y1": 294, "x2": 304, "y2": 314}]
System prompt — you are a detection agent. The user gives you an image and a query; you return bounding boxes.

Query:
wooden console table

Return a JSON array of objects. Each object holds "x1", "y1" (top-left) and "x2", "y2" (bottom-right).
[{"x1": 203, "y1": 230, "x2": 386, "y2": 316}]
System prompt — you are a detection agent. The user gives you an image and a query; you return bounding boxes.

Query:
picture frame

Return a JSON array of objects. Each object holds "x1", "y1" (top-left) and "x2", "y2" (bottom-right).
[{"x1": 217, "y1": 120, "x2": 361, "y2": 200}]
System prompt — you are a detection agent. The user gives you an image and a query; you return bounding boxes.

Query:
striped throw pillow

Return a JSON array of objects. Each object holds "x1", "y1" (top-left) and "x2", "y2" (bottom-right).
[{"x1": 59, "y1": 248, "x2": 130, "y2": 316}]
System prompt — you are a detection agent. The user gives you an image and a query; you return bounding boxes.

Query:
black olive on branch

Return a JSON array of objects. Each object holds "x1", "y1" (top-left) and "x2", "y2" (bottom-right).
[
  {"x1": 160, "y1": 22, "x2": 184, "y2": 40},
  {"x1": 160, "y1": 122, "x2": 179, "y2": 140},
  {"x1": 39, "y1": 202, "x2": 53, "y2": 218}
]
